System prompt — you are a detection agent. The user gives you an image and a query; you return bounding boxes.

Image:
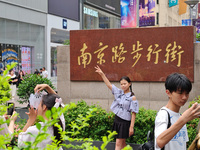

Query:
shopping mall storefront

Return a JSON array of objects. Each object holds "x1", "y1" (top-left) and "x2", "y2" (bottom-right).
[
  {"x1": 83, "y1": 0, "x2": 121, "y2": 29},
  {"x1": 0, "y1": 18, "x2": 45, "y2": 73},
  {"x1": 83, "y1": 5, "x2": 120, "y2": 29}
]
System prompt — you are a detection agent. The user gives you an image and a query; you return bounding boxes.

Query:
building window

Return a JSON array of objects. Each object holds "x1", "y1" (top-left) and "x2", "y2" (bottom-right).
[
  {"x1": 83, "y1": 5, "x2": 120, "y2": 29},
  {"x1": 51, "y1": 47, "x2": 57, "y2": 77},
  {"x1": 157, "y1": 13, "x2": 159, "y2": 25},
  {"x1": 0, "y1": 18, "x2": 45, "y2": 73},
  {"x1": 0, "y1": 44, "x2": 32, "y2": 74},
  {"x1": 51, "y1": 28, "x2": 70, "y2": 44}
]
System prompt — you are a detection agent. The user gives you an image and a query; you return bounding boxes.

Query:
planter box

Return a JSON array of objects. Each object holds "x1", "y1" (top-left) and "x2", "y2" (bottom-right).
[{"x1": 63, "y1": 141, "x2": 141, "y2": 150}]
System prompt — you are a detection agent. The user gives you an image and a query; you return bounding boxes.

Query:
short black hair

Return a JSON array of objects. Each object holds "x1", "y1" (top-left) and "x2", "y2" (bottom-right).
[
  {"x1": 40, "y1": 68, "x2": 43, "y2": 71},
  {"x1": 165, "y1": 73, "x2": 192, "y2": 93}
]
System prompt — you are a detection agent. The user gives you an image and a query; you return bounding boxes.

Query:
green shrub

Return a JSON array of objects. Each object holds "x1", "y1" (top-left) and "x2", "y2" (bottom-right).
[
  {"x1": 186, "y1": 96, "x2": 200, "y2": 147},
  {"x1": 64, "y1": 100, "x2": 115, "y2": 141},
  {"x1": 17, "y1": 74, "x2": 55, "y2": 104},
  {"x1": 64, "y1": 100, "x2": 157, "y2": 144},
  {"x1": 0, "y1": 63, "x2": 17, "y2": 149},
  {"x1": 196, "y1": 33, "x2": 200, "y2": 41},
  {"x1": 64, "y1": 99, "x2": 200, "y2": 147},
  {"x1": 128, "y1": 107, "x2": 157, "y2": 144}
]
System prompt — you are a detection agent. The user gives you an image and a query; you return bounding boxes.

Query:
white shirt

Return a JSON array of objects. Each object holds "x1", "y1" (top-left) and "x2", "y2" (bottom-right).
[
  {"x1": 155, "y1": 107, "x2": 188, "y2": 150},
  {"x1": 0, "y1": 116, "x2": 12, "y2": 137},
  {"x1": 18, "y1": 122, "x2": 62, "y2": 149},
  {"x1": 42, "y1": 70, "x2": 48, "y2": 78}
]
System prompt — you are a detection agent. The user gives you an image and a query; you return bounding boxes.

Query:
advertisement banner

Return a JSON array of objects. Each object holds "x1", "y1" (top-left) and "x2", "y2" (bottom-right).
[
  {"x1": 169, "y1": 0, "x2": 178, "y2": 7},
  {"x1": 182, "y1": 19, "x2": 192, "y2": 26},
  {"x1": 139, "y1": 0, "x2": 155, "y2": 27},
  {"x1": 192, "y1": 19, "x2": 200, "y2": 33},
  {"x1": 21, "y1": 47, "x2": 31, "y2": 74},
  {"x1": 121, "y1": 0, "x2": 137, "y2": 28},
  {"x1": 2, "y1": 49, "x2": 18, "y2": 65},
  {"x1": 179, "y1": 0, "x2": 187, "y2": 15}
]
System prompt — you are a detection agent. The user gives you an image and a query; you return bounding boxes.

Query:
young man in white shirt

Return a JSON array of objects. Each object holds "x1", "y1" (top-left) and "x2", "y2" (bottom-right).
[
  {"x1": 155, "y1": 73, "x2": 200, "y2": 150},
  {"x1": 42, "y1": 67, "x2": 48, "y2": 78}
]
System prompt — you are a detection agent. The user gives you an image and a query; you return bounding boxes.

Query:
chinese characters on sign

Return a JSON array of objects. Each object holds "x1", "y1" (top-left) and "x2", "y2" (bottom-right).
[
  {"x1": 78, "y1": 41, "x2": 185, "y2": 68},
  {"x1": 70, "y1": 26, "x2": 194, "y2": 81}
]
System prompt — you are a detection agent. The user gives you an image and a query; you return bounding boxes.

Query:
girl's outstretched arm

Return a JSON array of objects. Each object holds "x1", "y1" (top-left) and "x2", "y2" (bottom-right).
[
  {"x1": 34, "y1": 84, "x2": 56, "y2": 94},
  {"x1": 95, "y1": 65, "x2": 112, "y2": 90}
]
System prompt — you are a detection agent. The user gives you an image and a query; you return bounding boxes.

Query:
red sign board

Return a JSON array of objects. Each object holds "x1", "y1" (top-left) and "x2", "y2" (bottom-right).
[{"x1": 70, "y1": 26, "x2": 194, "y2": 82}]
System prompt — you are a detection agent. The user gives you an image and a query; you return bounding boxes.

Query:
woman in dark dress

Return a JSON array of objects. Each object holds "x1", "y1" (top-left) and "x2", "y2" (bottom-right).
[{"x1": 17, "y1": 70, "x2": 24, "y2": 87}]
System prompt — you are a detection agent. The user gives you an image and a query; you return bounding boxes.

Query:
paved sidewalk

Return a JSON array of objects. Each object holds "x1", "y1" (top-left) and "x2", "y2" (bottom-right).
[{"x1": 7, "y1": 94, "x2": 28, "y2": 108}]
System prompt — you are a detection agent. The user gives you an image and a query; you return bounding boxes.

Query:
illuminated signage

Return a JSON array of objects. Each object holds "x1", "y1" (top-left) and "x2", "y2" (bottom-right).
[{"x1": 84, "y1": 7, "x2": 98, "y2": 17}]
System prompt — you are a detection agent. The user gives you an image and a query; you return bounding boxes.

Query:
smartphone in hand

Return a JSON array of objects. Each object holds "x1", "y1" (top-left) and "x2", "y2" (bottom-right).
[{"x1": 7, "y1": 102, "x2": 15, "y2": 116}]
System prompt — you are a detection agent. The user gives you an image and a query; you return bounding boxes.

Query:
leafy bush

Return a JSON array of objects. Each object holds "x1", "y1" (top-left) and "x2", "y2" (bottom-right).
[
  {"x1": 196, "y1": 33, "x2": 200, "y2": 41},
  {"x1": 187, "y1": 96, "x2": 200, "y2": 147},
  {"x1": 64, "y1": 99, "x2": 200, "y2": 148},
  {"x1": 64, "y1": 100, "x2": 115, "y2": 141},
  {"x1": 64, "y1": 100, "x2": 157, "y2": 144},
  {"x1": 17, "y1": 74, "x2": 55, "y2": 104},
  {"x1": 0, "y1": 63, "x2": 17, "y2": 149},
  {"x1": 128, "y1": 107, "x2": 157, "y2": 144}
]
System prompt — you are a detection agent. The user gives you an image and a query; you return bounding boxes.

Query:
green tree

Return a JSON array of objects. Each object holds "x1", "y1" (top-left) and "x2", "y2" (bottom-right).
[{"x1": 17, "y1": 74, "x2": 55, "y2": 104}]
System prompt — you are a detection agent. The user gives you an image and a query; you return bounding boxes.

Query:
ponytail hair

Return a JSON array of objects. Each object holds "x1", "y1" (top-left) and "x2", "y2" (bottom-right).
[
  {"x1": 120, "y1": 76, "x2": 135, "y2": 96},
  {"x1": 129, "y1": 84, "x2": 135, "y2": 96},
  {"x1": 42, "y1": 94, "x2": 63, "y2": 145}
]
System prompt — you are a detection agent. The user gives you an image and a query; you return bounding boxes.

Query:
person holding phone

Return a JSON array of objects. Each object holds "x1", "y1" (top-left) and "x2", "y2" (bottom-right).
[
  {"x1": 18, "y1": 84, "x2": 65, "y2": 149},
  {"x1": 0, "y1": 103, "x2": 18, "y2": 137},
  {"x1": 155, "y1": 73, "x2": 200, "y2": 150}
]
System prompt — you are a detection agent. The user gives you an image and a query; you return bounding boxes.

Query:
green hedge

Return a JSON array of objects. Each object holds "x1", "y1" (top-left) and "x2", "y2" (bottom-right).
[
  {"x1": 13, "y1": 98, "x2": 200, "y2": 147},
  {"x1": 64, "y1": 100, "x2": 156, "y2": 144},
  {"x1": 64, "y1": 99, "x2": 200, "y2": 147}
]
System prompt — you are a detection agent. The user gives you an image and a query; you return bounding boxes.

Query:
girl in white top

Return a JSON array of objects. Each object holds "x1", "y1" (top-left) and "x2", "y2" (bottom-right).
[
  {"x1": 18, "y1": 84, "x2": 65, "y2": 149},
  {"x1": 7, "y1": 69, "x2": 18, "y2": 100}
]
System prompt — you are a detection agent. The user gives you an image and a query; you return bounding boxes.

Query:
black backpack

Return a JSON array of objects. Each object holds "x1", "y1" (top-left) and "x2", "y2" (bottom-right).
[{"x1": 138, "y1": 109, "x2": 171, "y2": 150}]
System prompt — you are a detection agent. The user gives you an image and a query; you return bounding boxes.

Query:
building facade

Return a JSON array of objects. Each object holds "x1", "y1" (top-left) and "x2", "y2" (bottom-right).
[
  {"x1": 82, "y1": 0, "x2": 121, "y2": 29},
  {"x1": 0, "y1": 0, "x2": 47, "y2": 74},
  {"x1": 156, "y1": 0, "x2": 190, "y2": 27}
]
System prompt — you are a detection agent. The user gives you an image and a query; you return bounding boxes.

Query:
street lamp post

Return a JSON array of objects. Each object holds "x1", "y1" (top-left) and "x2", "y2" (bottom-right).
[
  {"x1": 184, "y1": 0, "x2": 199, "y2": 8},
  {"x1": 184, "y1": 0, "x2": 199, "y2": 23}
]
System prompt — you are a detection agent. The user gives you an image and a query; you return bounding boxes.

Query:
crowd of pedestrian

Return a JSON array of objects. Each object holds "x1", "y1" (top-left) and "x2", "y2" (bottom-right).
[{"x1": 34, "y1": 67, "x2": 48, "y2": 78}]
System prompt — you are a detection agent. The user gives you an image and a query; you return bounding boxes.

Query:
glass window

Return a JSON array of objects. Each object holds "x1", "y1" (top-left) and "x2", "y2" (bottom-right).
[
  {"x1": 83, "y1": 5, "x2": 121, "y2": 29},
  {"x1": 19, "y1": 23, "x2": 30, "y2": 43},
  {"x1": 0, "y1": 19, "x2": 6, "y2": 42},
  {"x1": 0, "y1": 18, "x2": 45, "y2": 74},
  {"x1": 51, "y1": 28, "x2": 70, "y2": 44},
  {"x1": 51, "y1": 47, "x2": 57, "y2": 77}
]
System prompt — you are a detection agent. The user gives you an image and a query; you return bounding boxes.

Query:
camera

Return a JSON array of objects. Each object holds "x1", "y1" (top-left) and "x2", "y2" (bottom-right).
[{"x1": 7, "y1": 102, "x2": 15, "y2": 116}]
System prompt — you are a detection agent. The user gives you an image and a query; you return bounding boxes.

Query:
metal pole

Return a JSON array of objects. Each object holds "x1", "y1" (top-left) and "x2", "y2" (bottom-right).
[{"x1": 137, "y1": 0, "x2": 139, "y2": 27}]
